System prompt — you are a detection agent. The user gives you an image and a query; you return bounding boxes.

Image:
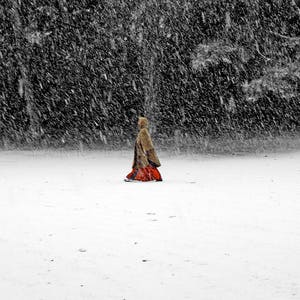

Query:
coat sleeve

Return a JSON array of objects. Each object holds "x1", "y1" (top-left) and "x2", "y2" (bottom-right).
[{"x1": 139, "y1": 129, "x2": 154, "y2": 153}]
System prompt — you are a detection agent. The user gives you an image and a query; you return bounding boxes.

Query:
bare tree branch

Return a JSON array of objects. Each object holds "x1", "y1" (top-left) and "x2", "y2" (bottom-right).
[{"x1": 269, "y1": 30, "x2": 300, "y2": 41}]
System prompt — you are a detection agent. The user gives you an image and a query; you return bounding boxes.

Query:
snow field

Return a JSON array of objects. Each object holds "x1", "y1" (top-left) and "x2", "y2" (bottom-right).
[{"x1": 0, "y1": 150, "x2": 299, "y2": 300}]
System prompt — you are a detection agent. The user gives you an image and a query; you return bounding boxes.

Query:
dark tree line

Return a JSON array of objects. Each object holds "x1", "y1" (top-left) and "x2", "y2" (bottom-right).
[{"x1": 0, "y1": 0, "x2": 300, "y2": 148}]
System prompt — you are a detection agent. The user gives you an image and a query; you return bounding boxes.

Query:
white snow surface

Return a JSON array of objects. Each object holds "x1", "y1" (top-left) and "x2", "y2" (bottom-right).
[{"x1": 0, "y1": 150, "x2": 300, "y2": 300}]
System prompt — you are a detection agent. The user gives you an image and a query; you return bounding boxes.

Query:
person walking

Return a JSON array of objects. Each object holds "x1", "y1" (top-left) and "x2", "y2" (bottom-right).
[{"x1": 125, "y1": 117, "x2": 162, "y2": 182}]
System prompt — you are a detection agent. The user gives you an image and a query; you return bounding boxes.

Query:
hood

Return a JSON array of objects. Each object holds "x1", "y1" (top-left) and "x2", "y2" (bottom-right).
[{"x1": 138, "y1": 117, "x2": 149, "y2": 129}]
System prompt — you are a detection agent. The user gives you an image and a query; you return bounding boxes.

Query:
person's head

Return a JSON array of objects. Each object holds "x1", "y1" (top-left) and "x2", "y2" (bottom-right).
[{"x1": 138, "y1": 116, "x2": 149, "y2": 129}]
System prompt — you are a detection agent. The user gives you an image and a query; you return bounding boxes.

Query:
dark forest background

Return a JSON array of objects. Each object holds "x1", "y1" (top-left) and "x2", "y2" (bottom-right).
[{"x1": 1, "y1": 0, "x2": 300, "y2": 150}]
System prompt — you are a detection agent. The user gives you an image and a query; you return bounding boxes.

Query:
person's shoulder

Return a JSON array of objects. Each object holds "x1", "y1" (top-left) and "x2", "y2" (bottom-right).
[
  {"x1": 138, "y1": 128, "x2": 151, "y2": 141},
  {"x1": 139, "y1": 128, "x2": 150, "y2": 135}
]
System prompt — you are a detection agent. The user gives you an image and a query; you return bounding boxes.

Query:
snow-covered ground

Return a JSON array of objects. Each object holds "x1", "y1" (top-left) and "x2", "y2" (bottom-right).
[{"x1": 0, "y1": 150, "x2": 299, "y2": 300}]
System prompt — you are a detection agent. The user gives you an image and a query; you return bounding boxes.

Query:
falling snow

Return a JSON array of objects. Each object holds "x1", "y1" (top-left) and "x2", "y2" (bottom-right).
[
  {"x1": 0, "y1": 1, "x2": 299, "y2": 149},
  {"x1": 1, "y1": 2, "x2": 300, "y2": 300}
]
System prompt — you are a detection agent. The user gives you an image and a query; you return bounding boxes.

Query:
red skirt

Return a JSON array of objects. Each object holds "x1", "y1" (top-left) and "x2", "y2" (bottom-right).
[{"x1": 126, "y1": 165, "x2": 162, "y2": 182}]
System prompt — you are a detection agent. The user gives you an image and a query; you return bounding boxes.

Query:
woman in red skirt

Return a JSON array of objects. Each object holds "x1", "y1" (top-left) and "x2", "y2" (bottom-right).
[{"x1": 125, "y1": 117, "x2": 162, "y2": 182}]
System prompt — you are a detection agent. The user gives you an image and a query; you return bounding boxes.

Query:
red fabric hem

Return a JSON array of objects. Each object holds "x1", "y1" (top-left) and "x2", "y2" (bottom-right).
[{"x1": 126, "y1": 165, "x2": 162, "y2": 182}]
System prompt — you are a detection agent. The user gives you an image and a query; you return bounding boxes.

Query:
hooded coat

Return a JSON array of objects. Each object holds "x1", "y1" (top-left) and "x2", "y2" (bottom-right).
[{"x1": 132, "y1": 117, "x2": 161, "y2": 169}]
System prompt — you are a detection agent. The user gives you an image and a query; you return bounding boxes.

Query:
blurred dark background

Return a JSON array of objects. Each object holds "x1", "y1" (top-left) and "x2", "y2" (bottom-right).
[{"x1": 1, "y1": 0, "x2": 300, "y2": 149}]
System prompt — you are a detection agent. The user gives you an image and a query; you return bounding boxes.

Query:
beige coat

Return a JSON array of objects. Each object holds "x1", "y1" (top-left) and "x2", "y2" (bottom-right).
[{"x1": 132, "y1": 118, "x2": 161, "y2": 169}]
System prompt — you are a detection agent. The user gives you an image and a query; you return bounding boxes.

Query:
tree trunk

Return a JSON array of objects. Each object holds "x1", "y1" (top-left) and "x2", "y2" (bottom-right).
[
  {"x1": 132, "y1": 1, "x2": 159, "y2": 133},
  {"x1": 143, "y1": 51, "x2": 158, "y2": 133},
  {"x1": 57, "y1": 0, "x2": 69, "y2": 22},
  {"x1": 225, "y1": 11, "x2": 231, "y2": 31},
  {"x1": 10, "y1": 0, "x2": 39, "y2": 141}
]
